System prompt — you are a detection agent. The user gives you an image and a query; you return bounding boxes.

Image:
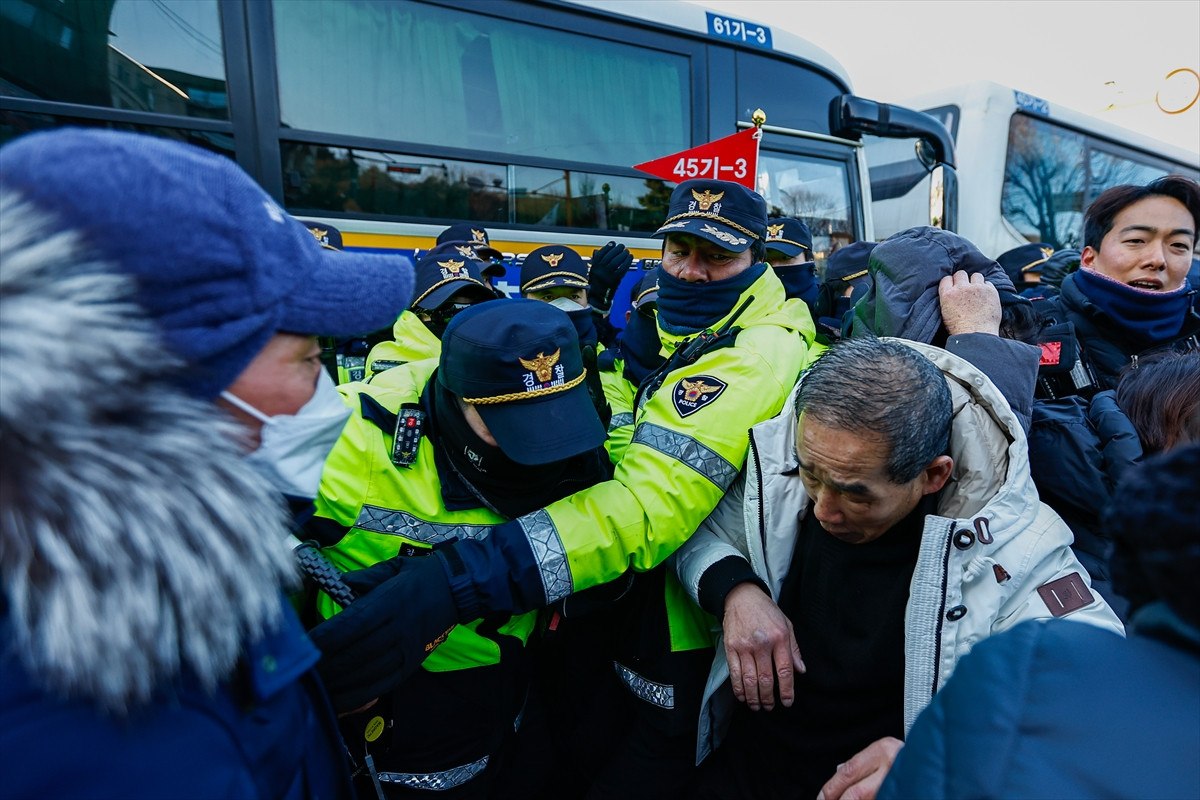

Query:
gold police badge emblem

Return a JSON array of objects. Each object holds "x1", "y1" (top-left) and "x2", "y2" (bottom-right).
[
  {"x1": 437, "y1": 259, "x2": 466, "y2": 279},
  {"x1": 540, "y1": 252, "x2": 565, "y2": 268},
  {"x1": 691, "y1": 188, "x2": 725, "y2": 211},
  {"x1": 766, "y1": 223, "x2": 785, "y2": 240},
  {"x1": 519, "y1": 349, "x2": 563, "y2": 386},
  {"x1": 471, "y1": 228, "x2": 487, "y2": 244}
]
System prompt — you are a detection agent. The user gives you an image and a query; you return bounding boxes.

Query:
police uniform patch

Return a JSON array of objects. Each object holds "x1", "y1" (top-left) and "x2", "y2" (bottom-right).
[{"x1": 672, "y1": 375, "x2": 727, "y2": 417}]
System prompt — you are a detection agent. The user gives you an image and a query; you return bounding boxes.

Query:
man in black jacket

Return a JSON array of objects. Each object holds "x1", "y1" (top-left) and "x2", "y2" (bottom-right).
[{"x1": 1033, "y1": 175, "x2": 1199, "y2": 400}]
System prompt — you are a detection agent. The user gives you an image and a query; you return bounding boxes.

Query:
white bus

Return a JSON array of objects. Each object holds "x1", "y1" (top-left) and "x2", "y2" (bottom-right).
[
  {"x1": 1, "y1": 0, "x2": 953, "y2": 305},
  {"x1": 866, "y1": 80, "x2": 1199, "y2": 258}
]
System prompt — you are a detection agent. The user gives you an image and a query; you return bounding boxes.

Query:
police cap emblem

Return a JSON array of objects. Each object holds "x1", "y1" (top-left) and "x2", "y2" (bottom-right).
[
  {"x1": 438, "y1": 259, "x2": 466, "y2": 278},
  {"x1": 519, "y1": 349, "x2": 562, "y2": 384},
  {"x1": 540, "y1": 252, "x2": 566, "y2": 268},
  {"x1": 691, "y1": 188, "x2": 725, "y2": 211}
]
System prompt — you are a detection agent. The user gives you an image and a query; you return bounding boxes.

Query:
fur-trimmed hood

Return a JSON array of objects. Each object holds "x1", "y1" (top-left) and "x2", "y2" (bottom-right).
[{"x1": 0, "y1": 191, "x2": 298, "y2": 713}]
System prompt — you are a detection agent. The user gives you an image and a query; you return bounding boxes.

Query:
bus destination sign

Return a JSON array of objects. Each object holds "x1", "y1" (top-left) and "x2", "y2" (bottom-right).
[{"x1": 705, "y1": 12, "x2": 772, "y2": 51}]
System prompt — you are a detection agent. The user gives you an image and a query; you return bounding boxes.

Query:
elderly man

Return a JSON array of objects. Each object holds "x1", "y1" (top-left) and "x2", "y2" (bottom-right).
[
  {"x1": 673, "y1": 336, "x2": 1122, "y2": 800},
  {"x1": 0, "y1": 129, "x2": 428, "y2": 798}
]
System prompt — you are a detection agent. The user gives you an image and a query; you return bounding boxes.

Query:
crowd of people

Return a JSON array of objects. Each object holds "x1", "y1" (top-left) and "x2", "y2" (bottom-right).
[{"x1": 1, "y1": 127, "x2": 1197, "y2": 800}]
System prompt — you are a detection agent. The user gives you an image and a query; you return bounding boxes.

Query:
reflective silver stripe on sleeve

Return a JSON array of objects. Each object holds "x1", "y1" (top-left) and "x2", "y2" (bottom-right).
[
  {"x1": 613, "y1": 661, "x2": 675, "y2": 709},
  {"x1": 631, "y1": 422, "x2": 739, "y2": 490},
  {"x1": 376, "y1": 755, "x2": 489, "y2": 790},
  {"x1": 518, "y1": 509, "x2": 573, "y2": 605},
  {"x1": 353, "y1": 505, "x2": 492, "y2": 544},
  {"x1": 608, "y1": 412, "x2": 635, "y2": 431}
]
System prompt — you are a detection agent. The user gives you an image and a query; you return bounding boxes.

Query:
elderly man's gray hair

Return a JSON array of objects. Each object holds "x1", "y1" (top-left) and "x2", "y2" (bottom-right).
[{"x1": 795, "y1": 337, "x2": 952, "y2": 483}]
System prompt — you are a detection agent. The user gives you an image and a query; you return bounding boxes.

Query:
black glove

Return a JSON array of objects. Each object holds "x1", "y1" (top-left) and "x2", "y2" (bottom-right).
[
  {"x1": 309, "y1": 555, "x2": 457, "y2": 713},
  {"x1": 339, "y1": 555, "x2": 405, "y2": 596},
  {"x1": 588, "y1": 241, "x2": 633, "y2": 313}
]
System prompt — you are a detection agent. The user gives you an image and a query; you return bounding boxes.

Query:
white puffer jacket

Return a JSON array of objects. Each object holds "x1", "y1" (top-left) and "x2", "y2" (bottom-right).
[{"x1": 674, "y1": 338, "x2": 1124, "y2": 764}]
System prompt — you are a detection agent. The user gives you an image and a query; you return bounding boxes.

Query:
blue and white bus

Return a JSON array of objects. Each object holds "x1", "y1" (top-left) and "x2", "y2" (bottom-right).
[
  {"x1": 866, "y1": 80, "x2": 1199, "y2": 258},
  {"x1": 1, "y1": 0, "x2": 953, "y2": 297}
]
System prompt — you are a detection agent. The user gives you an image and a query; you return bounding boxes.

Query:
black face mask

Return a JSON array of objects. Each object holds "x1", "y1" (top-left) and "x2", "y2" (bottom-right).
[
  {"x1": 656, "y1": 262, "x2": 766, "y2": 335},
  {"x1": 431, "y1": 380, "x2": 607, "y2": 518}
]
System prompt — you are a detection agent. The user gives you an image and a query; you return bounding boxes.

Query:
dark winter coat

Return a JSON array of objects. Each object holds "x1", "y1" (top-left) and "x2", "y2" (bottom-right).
[
  {"x1": 0, "y1": 192, "x2": 351, "y2": 799},
  {"x1": 1028, "y1": 391, "x2": 1142, "y2": 618},
  {"x1": 879, "y1": 605, "x2": 1200, "y2": 800}
]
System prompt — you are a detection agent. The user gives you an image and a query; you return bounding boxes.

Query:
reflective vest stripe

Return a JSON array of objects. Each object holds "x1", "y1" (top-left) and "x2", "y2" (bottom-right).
[
  {"x1": 517, "y1": 509, "x2": 573, "y2": 605},
  {"x1": 613, "y1": 661, "x2": 674, "y2": 709},
  {"x1": 376, "y1": 755, "x2": 489, "y2": 790},
  {"x1": 353, "y1": 504, "x2": 492, "y2": 545},
  {"x1": 608, "y1": 411, "x2": 635, "y2": 431},
  {"x1": 631, "y1": 422, "x2": 739, "y2": 490}
]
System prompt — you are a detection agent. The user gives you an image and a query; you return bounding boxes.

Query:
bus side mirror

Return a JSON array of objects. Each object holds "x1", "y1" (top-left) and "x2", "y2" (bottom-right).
[{"x1": 830, "y1": 95, "x2": 958, "y2": 232}]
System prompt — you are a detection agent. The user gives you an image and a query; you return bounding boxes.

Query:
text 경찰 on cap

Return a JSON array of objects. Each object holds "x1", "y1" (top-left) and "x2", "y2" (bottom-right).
[
  {"x1": 438, "y1": 299, "x2": 606, "y2": 465},
  {"x1": 0, "y1": 128, "x2": 414, "y2": 399},
  {"x1": 653, "y1": 179, "x2": 767, "y2": 253}
]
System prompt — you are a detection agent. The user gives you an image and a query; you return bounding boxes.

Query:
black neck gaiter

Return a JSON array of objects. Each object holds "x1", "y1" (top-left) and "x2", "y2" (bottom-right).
[{"x1": 431, "y1": 380, "x2": 606, "y2": 518}]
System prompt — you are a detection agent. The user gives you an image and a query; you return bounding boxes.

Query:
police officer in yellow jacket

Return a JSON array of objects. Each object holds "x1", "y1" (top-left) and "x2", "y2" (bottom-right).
[
  {"x1": 365, "y1": 243, "x2": 498, "y2": 378},
  {"x1": 430, "y1": 179, "x2": 815, "y2": 796},
  {"x1": 312, "y1": 300, "x2": 611, "y2": 797}
]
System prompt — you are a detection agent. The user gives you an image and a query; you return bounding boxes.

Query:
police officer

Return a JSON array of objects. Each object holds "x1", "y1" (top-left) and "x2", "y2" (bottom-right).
[
  {"x1": 366, "y1": 243, "x2": 498, "y2": 378},
  {"x1": 520, "y1": 243, "x2": 627, "y2": 425},
  {"x1": 996, "y1": 241, "x2": 1054, "y2": 294},
  {"x1": 813, "y1": 240, "x2": 876, "y2": 343},
  {"x1": 423, "y1": 179, "x2": 813, "y2": 797},
  {"x1": 437, "y1": 222, "x2": 507, "y2": 293},
  {"x1": 765, "y1": 216, "x2": 819, "y2": 310},
  {"x1": 311, "y1": 300, "x2": 612, "y2": 798}
]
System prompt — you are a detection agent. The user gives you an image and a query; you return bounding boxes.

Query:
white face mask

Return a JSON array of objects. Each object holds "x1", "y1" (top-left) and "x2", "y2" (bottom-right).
[
  {"x1": 549, "y1": 296, "x2": 589, "y2": 312},
  {"x1": 220, "y1": 369, "x2": 352, "y2": 499}
]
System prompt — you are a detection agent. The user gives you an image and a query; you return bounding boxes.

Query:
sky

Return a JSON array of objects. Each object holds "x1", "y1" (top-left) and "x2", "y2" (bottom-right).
[{"x1": 693, "y1": 0, "x2": 1200, "y2": 157}]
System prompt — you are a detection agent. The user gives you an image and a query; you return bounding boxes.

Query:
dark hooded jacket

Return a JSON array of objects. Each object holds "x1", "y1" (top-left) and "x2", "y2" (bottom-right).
[
  {"x1": 0, "y1": 193, "x2": 351, "y2": 799},
  {"x1": 880, "y1": 445, "x2": 1200, "y2": 800},
  {"x1": 849, "y1": 226, "x2": 1042, "y2": 432}
]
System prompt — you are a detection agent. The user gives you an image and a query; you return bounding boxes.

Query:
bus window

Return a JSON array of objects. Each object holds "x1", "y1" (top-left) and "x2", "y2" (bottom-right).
[
  {"x1": 0, "y1": 0, "x2": 227, "y2": 120},
  {"x1": 1002, "y1": 113, "x2": 1183, "y2": 249},
  {"x1": 282, "y1": 142, "x2": 508, "y2": 222},
  {"x1": 0, "y1": 108, "x2": 234, "y2": 154},
  {"x1": 1002, "y1": 115, "x2": 1087, "y2": 249},
  {"x1": 757, "y1": 151, "x2": 853, "y2": 272},
  {"x1": 513, "y1": 168, "x2": 671, "y2": 233},
  {"x1": 736, "y1": 51, "x2": 844, "y2": 136},
  {"x1": 272, "y1": 0, "x2": 690, "y2": 166},
  {"x1": 1088, "y1": 149, "x2": 1178, "y2": 204}
]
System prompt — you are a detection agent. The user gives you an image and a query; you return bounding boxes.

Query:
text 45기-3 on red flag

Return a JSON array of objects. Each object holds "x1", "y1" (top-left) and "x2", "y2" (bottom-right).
[{"x1": 633, "y1": 126, "x2": 762, "y2": 191}]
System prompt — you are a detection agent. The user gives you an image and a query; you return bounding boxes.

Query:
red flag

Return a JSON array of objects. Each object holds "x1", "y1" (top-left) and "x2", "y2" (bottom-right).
[{"x1": 633, "y1": 127, "x2": 761, "y2": 191}]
